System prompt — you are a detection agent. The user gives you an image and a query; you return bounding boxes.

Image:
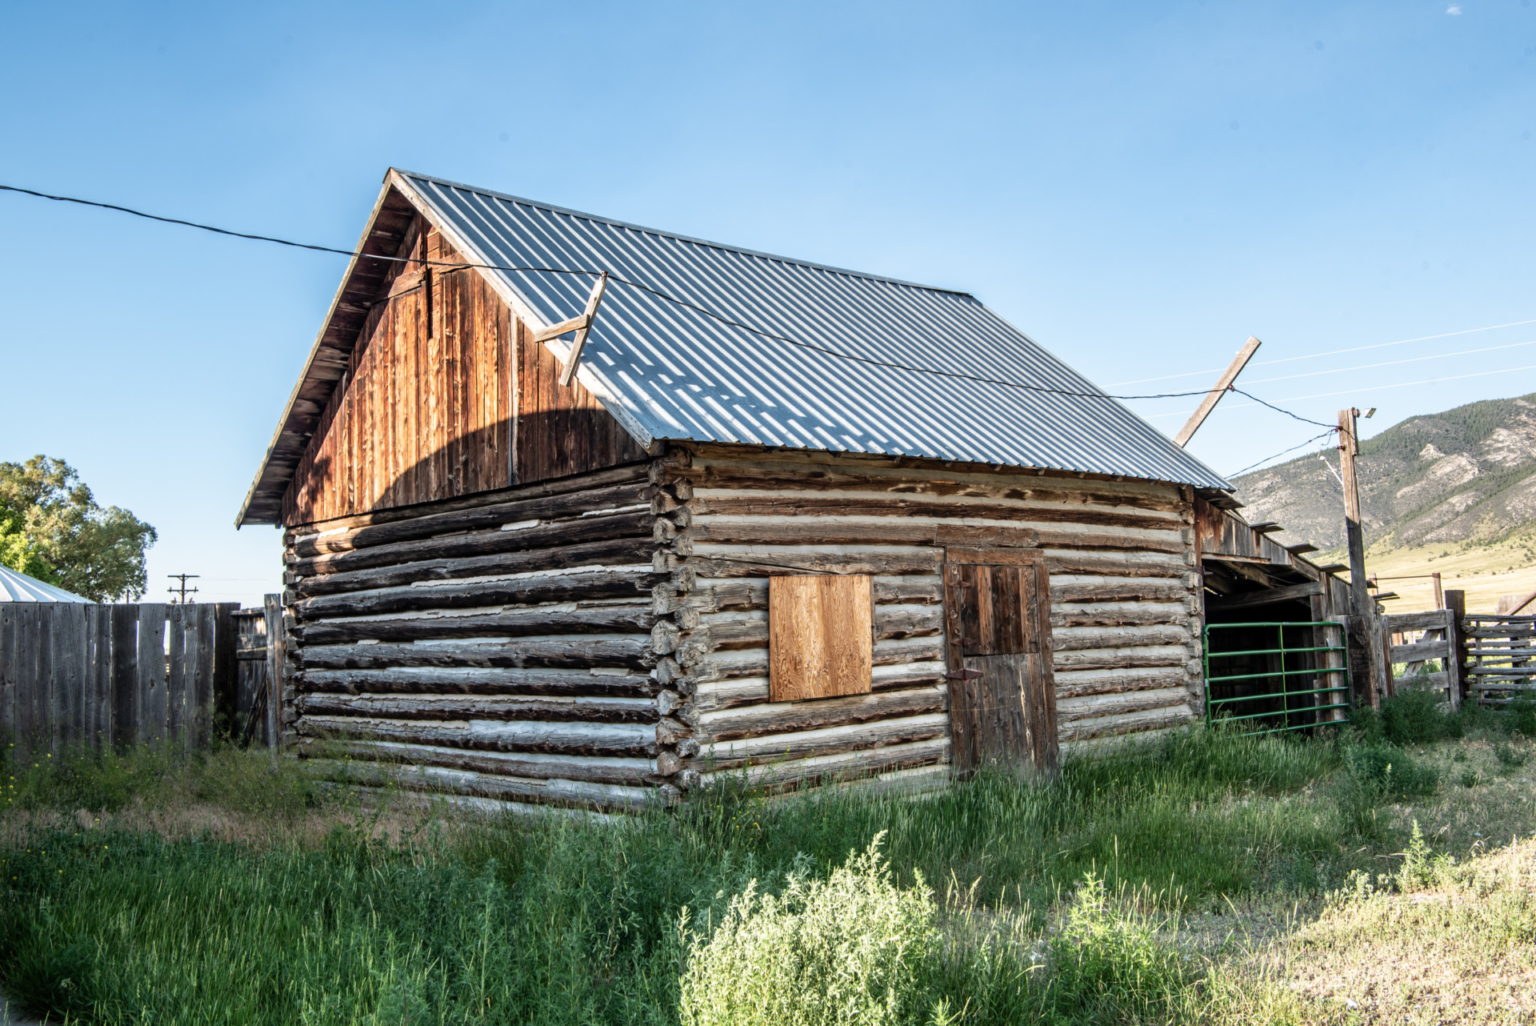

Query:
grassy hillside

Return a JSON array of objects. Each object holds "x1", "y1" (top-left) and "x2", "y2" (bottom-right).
[
  {"x1": 1233, "y1": 392, "x2": 1536, "y2": 553},
  {"x1": 1232, "y1": 393, "x2": 1536, "y2": 612}
]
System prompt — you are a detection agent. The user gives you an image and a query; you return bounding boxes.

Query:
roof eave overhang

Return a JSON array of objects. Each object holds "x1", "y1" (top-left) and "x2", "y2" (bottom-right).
[
  {"x1": 236, "y1": 170, "x2": 655, "y2": 528},
  {"x1": 235, "y1": 177, "x2": 410, "y2": 527}
]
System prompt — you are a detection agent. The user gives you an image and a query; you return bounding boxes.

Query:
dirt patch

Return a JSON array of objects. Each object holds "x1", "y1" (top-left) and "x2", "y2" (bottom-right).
[{"x1": 1244, "y1": 837, "x2": 1536, "y2": 1024}]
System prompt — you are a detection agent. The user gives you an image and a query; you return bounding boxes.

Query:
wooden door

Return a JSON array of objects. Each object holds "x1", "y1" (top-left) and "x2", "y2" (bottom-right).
[{"x1": 943, "y1": 560, "x2": 1058, "y2": 776}]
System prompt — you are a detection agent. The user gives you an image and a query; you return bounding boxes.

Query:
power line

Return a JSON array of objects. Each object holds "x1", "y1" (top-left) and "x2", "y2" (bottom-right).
[
  {"x1": 7, "y1": 179, "x2": 1524, "y2": 439},
  {"x1": 1107, "y1": 317, "x2": 1536, "y2": 387},
  {"x1": 1146, "y1": 361, "x2": 1536, "y2": 420},
  {"x1": 1, "y1": 179, "x2": 1259, "y2": 406},
  {"x1": 1225, "y1": 429, "x2": 1336, "y2": 478},
  {"x1": 1226, "y1": 388, "x2": 1334, "y2": 429},
  {"x1": 606, "y1": 273, "x2": 1226, "y2": 402},
  {"x1": 0, "y1": 183, "x2": 597, "y2": 276},
  {"x1": 1242, "y1": 337, "x2": 1536, "y2": 387}
]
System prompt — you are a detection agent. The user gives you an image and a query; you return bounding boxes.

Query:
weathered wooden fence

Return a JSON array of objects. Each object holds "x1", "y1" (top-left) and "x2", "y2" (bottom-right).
[
  {"x1": 1462, "y1": 613, "x2": 1536, "y2": 705},
  {"x1": 1383, "y1": 594, "x2": 1536, "y2": 708},
  {"x1": 1384, "y1": 607, "x2": 1463, "y2": 709},
  {"x1": 0, "y1": 602, "x2": 239, "y2": 761}
]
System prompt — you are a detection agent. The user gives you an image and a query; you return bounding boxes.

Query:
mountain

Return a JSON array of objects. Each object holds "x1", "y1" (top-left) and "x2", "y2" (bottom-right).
[{"x1": 1231, "y1": 393, "x2": 1536, "y2": 553}]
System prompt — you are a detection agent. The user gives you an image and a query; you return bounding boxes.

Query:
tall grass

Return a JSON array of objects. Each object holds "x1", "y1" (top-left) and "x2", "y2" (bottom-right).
[
  {"x1": 0, "y1": 726, "x2": 1367, "y2": 1024},
  {"x1": 2, "y1": 738, "x2": 323, "y2": 823}
]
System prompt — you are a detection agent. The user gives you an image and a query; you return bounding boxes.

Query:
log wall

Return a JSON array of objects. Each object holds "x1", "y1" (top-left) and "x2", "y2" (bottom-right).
[
  {"x1": 282, "y1": 463, "x2": 673, "y2": 811},
  {"x1": 281, "y1": 443, "x2": 1206, "y2": 810},
  {"x1": 652, "y1": 444, "x2": 1204, "y2": 794}
]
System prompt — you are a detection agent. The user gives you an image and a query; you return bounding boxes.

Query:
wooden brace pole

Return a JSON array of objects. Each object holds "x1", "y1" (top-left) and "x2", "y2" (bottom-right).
[
  {"x1": 1506, "y1": 589, "x2": 1536, "y2": 617},
  {"x1": 1174, "y1": 336, "x2": 1262, "y2": 447},
  {"x1": 535, "y1": 271, "x2": 609, "y2": 388}
]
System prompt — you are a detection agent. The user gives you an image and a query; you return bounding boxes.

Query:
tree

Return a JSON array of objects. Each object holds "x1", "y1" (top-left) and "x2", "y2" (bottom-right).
[
  {"x1": 0, "y1": 456, "x2": 157, "y2": 601},
  {"x1": 0, "y1": 504, "x2": 60, "y2": 583}
]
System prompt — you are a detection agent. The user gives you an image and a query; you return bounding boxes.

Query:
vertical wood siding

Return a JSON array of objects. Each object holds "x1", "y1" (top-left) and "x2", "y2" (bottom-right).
[
  {"x1": 651, "y1": 445, "x2": 1203, "y2": 794},
  {"x1": 516, "y1": 318, "x2": 647, "y2": 484},
  {"x1": 282, "y1": 221, "x2": 644, "y2": 528},
  {"x1": 0, "y1": 603, "x2": 236, "y2": 760}
]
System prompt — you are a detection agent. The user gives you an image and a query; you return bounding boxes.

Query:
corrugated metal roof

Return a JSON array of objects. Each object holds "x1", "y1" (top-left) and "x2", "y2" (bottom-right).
[
  {"x1": 400, "y1": 171, "x2": 1230, "y2": 490},
  {"x1": 0, "y1": 566, "x2": 89, "y2": 602}
]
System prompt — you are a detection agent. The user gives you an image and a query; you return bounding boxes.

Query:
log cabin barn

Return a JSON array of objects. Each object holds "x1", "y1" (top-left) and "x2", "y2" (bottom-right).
[{"x1": 238, "y1": 169, "x2": 1352, "y2": 812}]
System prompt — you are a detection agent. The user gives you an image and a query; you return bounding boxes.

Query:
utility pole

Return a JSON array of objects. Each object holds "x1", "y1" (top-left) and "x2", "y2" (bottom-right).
[
  {"x1": 1337, "y1": 408, "x2": 1386, "y2": 708},
  {"x1": 167, "y1": 573, "x2": 200, "y2": 604}
]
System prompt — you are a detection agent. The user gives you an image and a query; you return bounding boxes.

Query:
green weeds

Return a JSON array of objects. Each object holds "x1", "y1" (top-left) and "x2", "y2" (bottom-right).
[
  {"x1": 2, "y1": 739, "x2": 322, "y2": 822},
  {"x1": 679, "y1": 834, "x2": 941, "y2": 1026},
  {"x1": 0, "y1": 723, "x2": 1453, "y2": 1024},
  {"x1": 1494, "y1": 740, "x2": 1529, "y2": 771}
]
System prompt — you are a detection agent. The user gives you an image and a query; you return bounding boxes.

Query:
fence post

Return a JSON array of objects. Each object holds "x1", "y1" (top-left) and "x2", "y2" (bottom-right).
[
  {"x1": 1446, "y1": 590, "x2": 1468, "y2": 707},
  {"x1": 263, "y1": 594, "x2": 284, "y2": 760},
  {"x1": 1345, "y1": 613, "x2": 1372, "y2": 709},
  {"x1": 1379, "y1": 609, "x2": 1395, "y2": 700}
]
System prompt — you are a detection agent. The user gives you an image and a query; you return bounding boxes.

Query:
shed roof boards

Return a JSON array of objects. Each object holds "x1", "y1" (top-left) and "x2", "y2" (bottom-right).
[
  {"x1": 0, "y1": 566, "x2": 89, "y2": 602},
  {"x1": 239, "y1": 169, "x2": 1230, "y2": 526}
]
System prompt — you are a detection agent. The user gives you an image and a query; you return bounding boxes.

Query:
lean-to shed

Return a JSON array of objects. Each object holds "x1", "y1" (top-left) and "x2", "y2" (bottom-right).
[{"x1": 241, "y1": 168, "x2": 1273, "y2": 811}]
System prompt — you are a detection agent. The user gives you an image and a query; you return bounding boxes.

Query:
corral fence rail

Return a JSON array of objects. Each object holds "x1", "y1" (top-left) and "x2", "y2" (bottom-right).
[
  {"x1": 1462, "y1": 613, "x2": 1536, "y2": 706},
  {"x1": 1203, "y1": 620, "x2": 1350, "y2": 734},
  {"x1": 1383, "y1": 608, "x2": 1463, "y2": 710}
]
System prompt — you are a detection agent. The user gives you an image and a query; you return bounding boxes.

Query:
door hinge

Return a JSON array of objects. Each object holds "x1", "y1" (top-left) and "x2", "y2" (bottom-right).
[{"x1": 945, "y1": 668, "x2": 983, "y2": 681}]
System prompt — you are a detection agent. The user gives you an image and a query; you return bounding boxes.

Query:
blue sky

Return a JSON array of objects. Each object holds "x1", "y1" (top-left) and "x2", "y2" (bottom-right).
[{"x1": 2, "y1": 1, "x2": 1533, "y2": 605}]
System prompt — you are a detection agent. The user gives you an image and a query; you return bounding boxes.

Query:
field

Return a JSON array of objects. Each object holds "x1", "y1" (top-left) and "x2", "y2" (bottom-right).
[
  {"x1": 3, "y1": 700, "x2": 1536, "y2": 1025},
  {"x1": 1317, "y1": 536, "x2": 1536, "y2": 613}
]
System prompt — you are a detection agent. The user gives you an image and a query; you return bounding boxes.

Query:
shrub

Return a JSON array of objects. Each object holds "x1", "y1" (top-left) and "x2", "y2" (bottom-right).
[
  {"x1": 1379, "y1": 686, "x2": 1458, "y2": 745},
  {"x1": 1334, "y1": 742, "x2": 1438, "y2": 837},
  {"x1": 1506, "y1": 695, "x2": 1536, "y2": 738},
  {"x1": 1346, "y1": 744, "x2": 1438, "y2": 799},
  {"x1": 1395, "y1": 820, "x2": 1455, "y2": 893},
  {"x1": 1047, "y1": 873, "x2": 1195, "y2": 1023},
  {"x1": 1494, "y1": 740, "x2": 1528, "y2": 771},
  {"x1": 678, "y1": 834, "x2": 939, "y2": 1026}
]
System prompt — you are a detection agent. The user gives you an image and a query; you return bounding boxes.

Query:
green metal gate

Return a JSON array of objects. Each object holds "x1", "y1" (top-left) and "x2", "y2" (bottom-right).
[{"x1": 1203, "y1": 621, "x2": 1350, "y2": 734}]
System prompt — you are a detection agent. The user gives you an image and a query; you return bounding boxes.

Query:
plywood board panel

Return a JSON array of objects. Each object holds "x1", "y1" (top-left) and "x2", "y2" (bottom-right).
[{"x1": 768, "y1": 575, "x2": 874, "y2": 701}]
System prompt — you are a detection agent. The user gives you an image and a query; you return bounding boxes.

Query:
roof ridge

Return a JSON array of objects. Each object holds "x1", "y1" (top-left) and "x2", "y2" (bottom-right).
[{"x1": 393, "y1": 169, "x2": 973, "y2": 297}]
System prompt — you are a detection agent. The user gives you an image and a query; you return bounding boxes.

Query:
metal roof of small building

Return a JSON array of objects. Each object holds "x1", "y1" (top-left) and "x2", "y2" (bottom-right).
[
  {"x1": 239, "y1": 170, "x2": 1229, "y2": 525},
  {"x1": 0, "y1": 566, "x2": 89, "y2": 602},
  {"x1": 403, "y1": 172, "x2": 1229, "y2": 487}
]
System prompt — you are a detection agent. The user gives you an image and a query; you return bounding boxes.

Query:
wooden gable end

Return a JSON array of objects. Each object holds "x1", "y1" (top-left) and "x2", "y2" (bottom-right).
[{"x1": 281, "y1": 211, "x2": 646, "y2": 528}]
